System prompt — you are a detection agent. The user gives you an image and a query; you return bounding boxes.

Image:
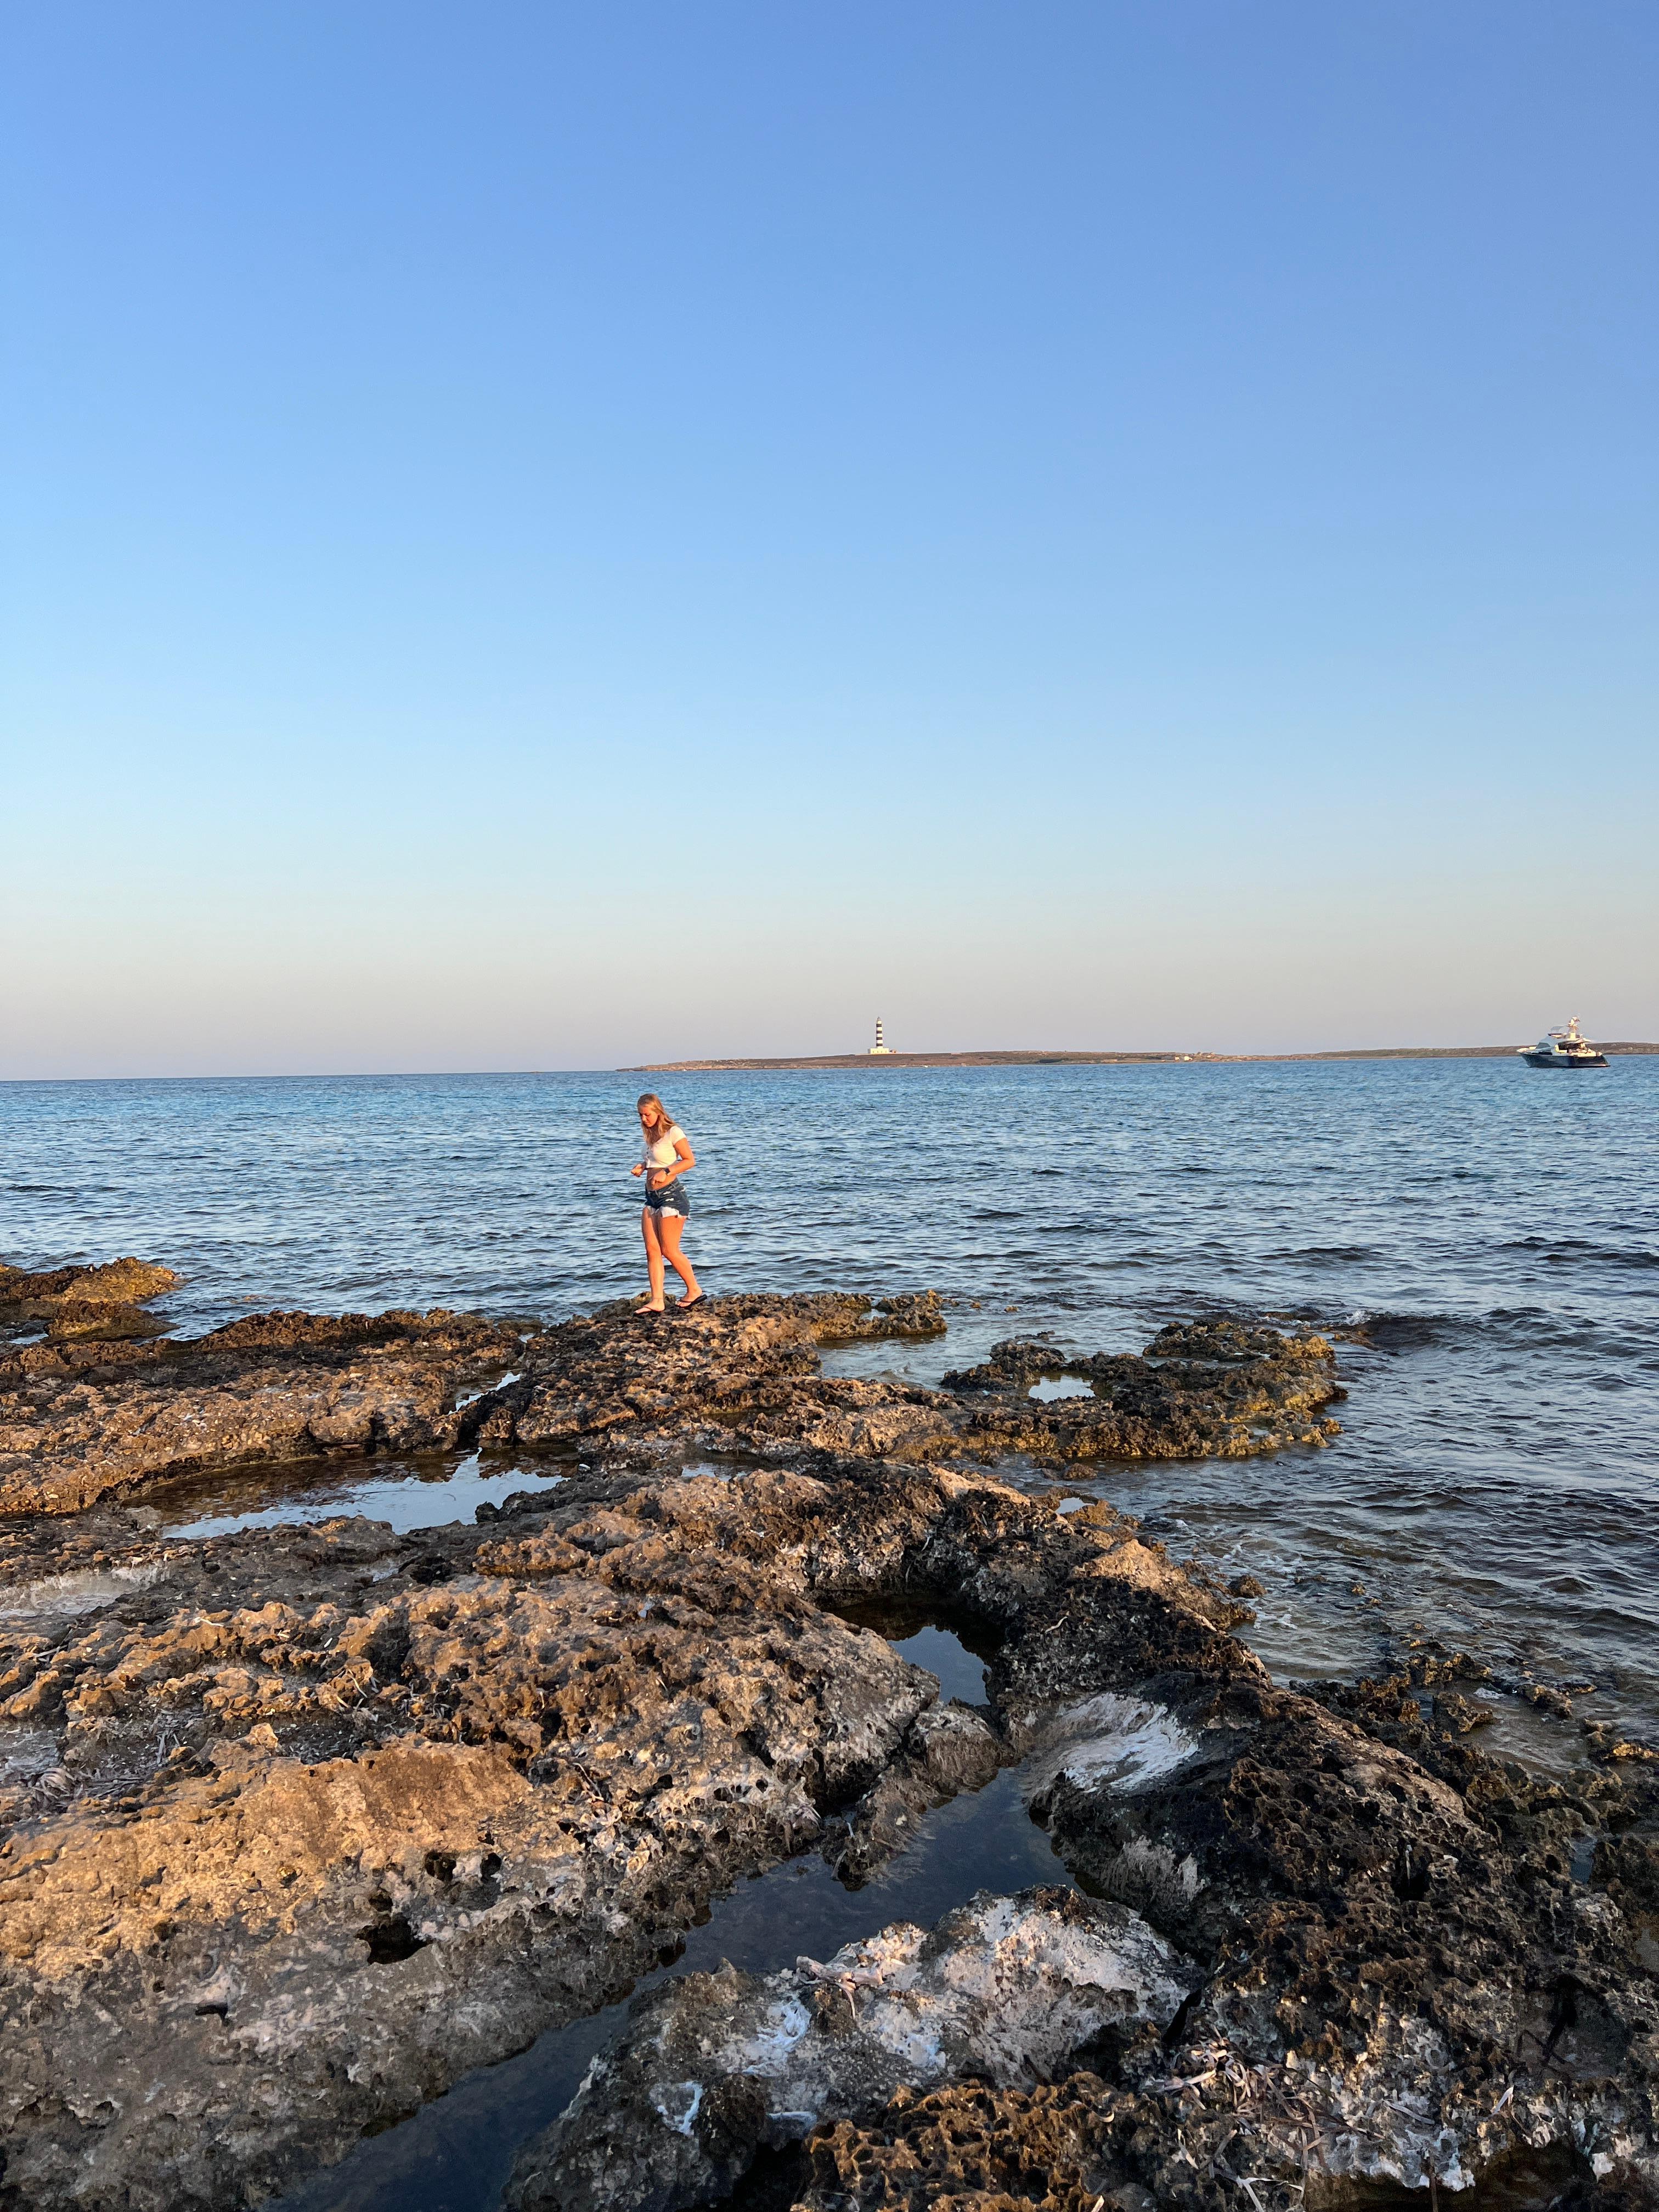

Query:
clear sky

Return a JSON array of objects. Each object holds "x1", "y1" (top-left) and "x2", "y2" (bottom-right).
[{"x1": 4, "y1": 2, "x2": 1655, "y2": 1076}]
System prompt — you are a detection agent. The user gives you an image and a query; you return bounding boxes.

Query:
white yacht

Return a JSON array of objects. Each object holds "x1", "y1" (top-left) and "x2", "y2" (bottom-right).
[{"x1": 1519, "y1": 1018, "x2": 1608, "y2": 1070}]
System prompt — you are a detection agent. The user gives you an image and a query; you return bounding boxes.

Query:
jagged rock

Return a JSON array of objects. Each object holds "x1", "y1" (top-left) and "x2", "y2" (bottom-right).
[
  {"x1": 0, "y1": 1486, "x2": 950, "y2": 2207},
  {"x1": 504, "y1": 1887, "x2": 1195, "y2": 2211},
  {"x1": 0, "y1": 1284, "x2": 1651, "y2": 2212},
  {"x1": 489, "y1": 1471, "x2": 1659, "y2": 2210},
  {"x1": 910, "y1": 1702, "x2": 1001, "y2": 1794},
  {"x1": 936, "y1": 1317, "x2": 1345, "y2": 1460},
  {"x1": 486, "y1": 1297, "x2": 1341, "y2": 1467},
  {"x1": 798, "y1": 2073, "x2": 1142, "y2": 2211},
  {"x1": 0, "y1": 1307, "x2": 525, "y2": 1513},
  {"x1": 0, "y1": 1258, "x2": 178, "y2": 1309},
  {"x1": 0, "y1": 1286, "x2": 1343, "y2": 1525},
  {"x1": 0, "y1": 1256, "x2": 179, "y2": 1350},
  {"x1": 0, "y1": 1417, "x2": 1246, "y2": 2209},
  {"x1": 0, "y1": 1396, "x2": 1253, "y2": 2209},
  {"x1": 794, "y1": 2085, "x2": 1645, "y2": 2212},
  {"x1": 1525, "y1": 1679, "x2": 1579, "y2": 1720},
  {"x1": 44, "y1": 1300, "x2": 172, "y2": 1342}
]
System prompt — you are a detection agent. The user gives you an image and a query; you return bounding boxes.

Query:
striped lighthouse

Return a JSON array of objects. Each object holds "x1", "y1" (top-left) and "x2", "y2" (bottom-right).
[{"x1": 868, "y1": 1018, "x2": 892, "y2": 1056}]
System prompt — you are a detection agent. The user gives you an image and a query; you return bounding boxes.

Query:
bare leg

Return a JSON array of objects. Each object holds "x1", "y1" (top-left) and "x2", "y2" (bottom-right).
[
  {"x1": 658, "y1": 1215, "x2": 702, "y2": 1305},
  {"x1": 637, "y1": 1208, "x2": 665, "y2": 1311}
]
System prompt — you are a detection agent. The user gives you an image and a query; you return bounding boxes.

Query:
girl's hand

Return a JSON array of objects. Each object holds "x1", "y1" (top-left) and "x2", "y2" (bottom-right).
[
  {"x1": 630, "y1": 1163, "x2": 644, "y2": 1177},
  {"x1": 648, "y1": 1169, "x2": 670, "y2": 1190}
]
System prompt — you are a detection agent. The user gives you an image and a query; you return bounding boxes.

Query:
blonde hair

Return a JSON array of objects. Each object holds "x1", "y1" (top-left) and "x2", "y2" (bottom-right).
[{"x1": 636, "y1": 1093, "x2": 674, "y2": 1138}]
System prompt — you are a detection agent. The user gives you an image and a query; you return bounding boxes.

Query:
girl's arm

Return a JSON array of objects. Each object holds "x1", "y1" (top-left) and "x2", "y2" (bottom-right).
[{"x1": 650, "y1": 1138, "x2": 695, "y2": 1188}]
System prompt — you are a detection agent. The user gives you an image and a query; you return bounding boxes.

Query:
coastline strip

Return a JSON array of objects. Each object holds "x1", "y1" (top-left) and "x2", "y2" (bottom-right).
[{"x1": 625, "y1": 1043, "x2": 1659, "y2": 1071}]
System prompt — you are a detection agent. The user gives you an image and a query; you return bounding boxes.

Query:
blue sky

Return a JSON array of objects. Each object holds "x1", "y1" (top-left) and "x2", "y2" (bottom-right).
[{"x1": 4, "y1": 2, "x2": 1655, "y2": 1074}]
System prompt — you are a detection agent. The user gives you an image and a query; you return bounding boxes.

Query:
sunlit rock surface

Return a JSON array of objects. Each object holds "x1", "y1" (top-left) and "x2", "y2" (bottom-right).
[{"x1": 0, "y1": 1278, "x2": 1649, "y2": 2211}]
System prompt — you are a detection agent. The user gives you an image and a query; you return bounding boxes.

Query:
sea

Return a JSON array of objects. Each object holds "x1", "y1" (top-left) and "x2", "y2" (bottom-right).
[
  {"x1": 5, "y1": 1058, "x2": 1657, "y2": 2210},
  {"x1": 5, "y1": 1058, "x2": 1655, "y2": 1759}
]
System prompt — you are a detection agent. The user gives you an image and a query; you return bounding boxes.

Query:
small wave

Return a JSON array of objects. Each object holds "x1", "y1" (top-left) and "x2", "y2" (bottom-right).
[
  {"x1": 1338, "y1": 1305, "x2": 1607, "y2": 1352},
  {"x1": 1500, "y1": 1238, "x2": 1659, "y2": 1270},
  {"x1": 1341, "y1": 1309, "x2": 1452, "y2": 1351}
]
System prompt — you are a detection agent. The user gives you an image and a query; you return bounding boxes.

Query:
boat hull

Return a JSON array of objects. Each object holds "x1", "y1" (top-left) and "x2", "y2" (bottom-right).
[{"x1": 1521, "y1": 1052, "x2": 1608, "y2": 1069}]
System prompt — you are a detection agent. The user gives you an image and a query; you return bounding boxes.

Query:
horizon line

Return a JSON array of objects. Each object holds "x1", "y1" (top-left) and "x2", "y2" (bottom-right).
[{"x1": 5, "y1": 1041, "x2": 1659, "y2": 1085}]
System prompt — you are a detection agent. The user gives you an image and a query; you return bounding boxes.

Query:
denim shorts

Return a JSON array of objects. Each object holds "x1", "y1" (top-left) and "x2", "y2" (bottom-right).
[{"x1": 645, "y1": 1180, "x2": 690, "y2": 1220}]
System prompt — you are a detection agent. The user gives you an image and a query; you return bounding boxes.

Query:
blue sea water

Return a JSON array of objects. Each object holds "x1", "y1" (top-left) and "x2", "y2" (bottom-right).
[{"x1": 4, "y1": 1060, "x2": 1657, "y2": 1753}]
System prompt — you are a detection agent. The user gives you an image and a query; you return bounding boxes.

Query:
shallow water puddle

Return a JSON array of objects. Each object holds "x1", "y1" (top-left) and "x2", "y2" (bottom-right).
[
  {"x1": 887, "y1": 1620, "x2": 989, "y2": 1704},
  {"x1": 1027, "y1": 1374, "x2": 1095, "y2": 1402},
  {"x1": 453, "y1": 1370, "x2": 522, "y2": 1409},
  {"x1": 828, "y1": 1601, "x2": 997, "y2": 1706},
  {"x1": 270, "y1": 1623, "x2": 1070, "y2": 2212},
  {"x1": 149, "y1": 1452, "x2": 565, "y2": 1542},
  {"x1": 1333, "y1": 2142, "x2": 1591, "y2": 2212}
]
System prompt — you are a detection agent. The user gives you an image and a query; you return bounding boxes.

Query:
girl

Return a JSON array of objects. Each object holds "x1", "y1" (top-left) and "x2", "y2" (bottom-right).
[{"x1": 630, "y1": 1093, "x2": 703, "y2": 1313}]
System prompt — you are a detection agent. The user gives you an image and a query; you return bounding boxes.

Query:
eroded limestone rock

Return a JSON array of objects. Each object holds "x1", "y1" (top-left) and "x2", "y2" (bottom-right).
[
  {"x1": 0, "y1": 1284, "x2": 1650, "y2": 2212},
  {"x1": 0, "y1": 1284, "x2": 1344, "y2": 1525},
  {"x1": 0, "y1": 1256, "x2": 178, "y2": 1347},
  {"x1": 0, "y1": 1307, "x2": 524, "y2": 1513},
  {"x1": 494, "y1": 1298, "x2": 1342, "y2": 1468},
  {"x1": 0, "y1": 1425, "x2": 1238, "y2": 2210},
  {"x1": 940, "y1": 1317, "x2": 1345, "y2": 1460},
  {"x1": 0, "y1": 1490, "x2": 941, "y2": 2206},
  {"x1": 505, "y1": 1887, "x2": 1196, "y2": 2211}
]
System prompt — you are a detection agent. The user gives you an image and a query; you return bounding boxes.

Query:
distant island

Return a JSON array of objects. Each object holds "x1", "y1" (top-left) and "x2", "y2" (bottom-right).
[{"x1": 628, "y1": 1044, "x2": 1659, "y2": 1071}]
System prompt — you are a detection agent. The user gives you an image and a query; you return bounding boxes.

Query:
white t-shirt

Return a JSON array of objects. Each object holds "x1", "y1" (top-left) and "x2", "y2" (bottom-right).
[{"x1": 643, "y1": 1124, "x2": 687, "y2": 1173}]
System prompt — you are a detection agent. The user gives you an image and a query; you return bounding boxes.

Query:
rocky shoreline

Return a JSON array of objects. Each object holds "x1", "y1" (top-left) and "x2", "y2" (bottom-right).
[{"x1": 0, "y1": 1262, "x2": 1652, "y2": 2210}]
